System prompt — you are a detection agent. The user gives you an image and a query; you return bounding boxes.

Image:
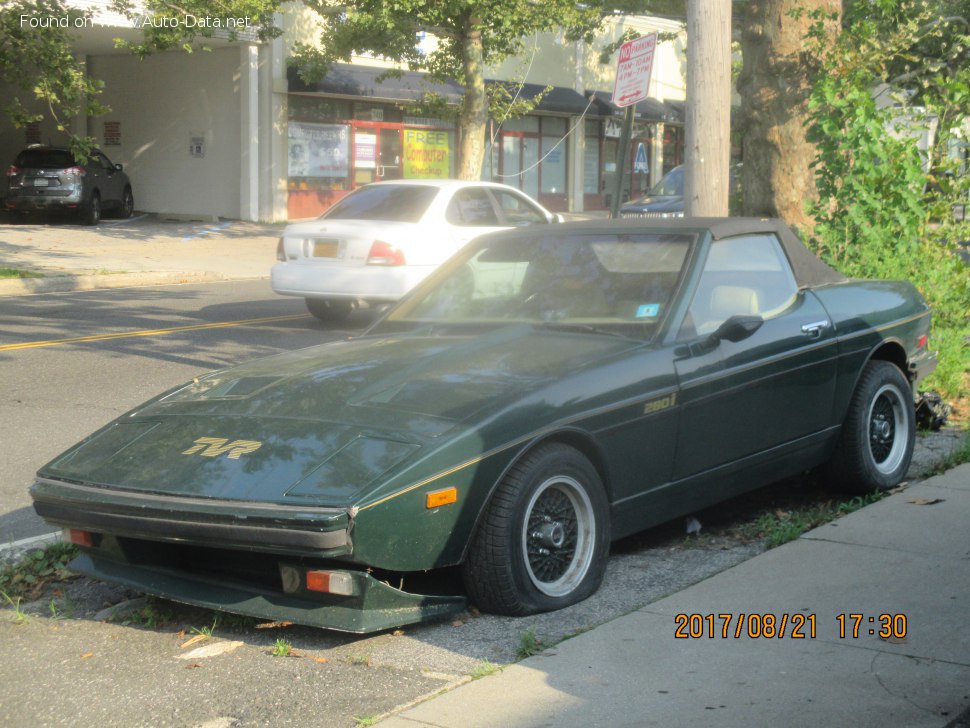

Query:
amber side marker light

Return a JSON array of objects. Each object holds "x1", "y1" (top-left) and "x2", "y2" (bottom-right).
[
  {"x1": 306, "y1": 570, "x2": 355, "y2": 596},
  {"x1": 426, "y1": 487, "x2": 458, "y2": 509},
  {"x1": 65, "y1": 528, "x2": 94, "y2": 547}
]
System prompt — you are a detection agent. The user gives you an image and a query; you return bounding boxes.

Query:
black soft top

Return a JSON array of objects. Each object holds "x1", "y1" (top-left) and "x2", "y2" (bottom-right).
[{"x1": 540, "y1": 217, "x2": 848, "y2": 288}]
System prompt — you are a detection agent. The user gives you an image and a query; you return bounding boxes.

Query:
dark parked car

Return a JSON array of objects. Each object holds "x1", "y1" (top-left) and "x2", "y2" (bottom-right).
[
  {"x1": 30, "y1": 218, "x2": 935, "y2": 632},
  {"x1": 4, "y1": 145, "x2": 133, "y2": 224},
  {"x1": 620, "y1": 165, "x2": 739, "y2": 219}
]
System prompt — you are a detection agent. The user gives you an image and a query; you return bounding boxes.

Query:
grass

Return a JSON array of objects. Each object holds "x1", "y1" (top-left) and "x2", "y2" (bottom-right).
[
  {"x1": 2, "y1": 591, "x2": 29, "y2": 624},
  {"x1": 271, "y1": 638, "x2": 292, "y2": 657},
  {"x1": 469, "y1": 659, "x2": 503, "y2": 679},
  {"x1": 735, "y1": 491, "x2": 885, "y2": 548},
  {"x1": 353, "y1": 717, "x2": 378, "y2": 727},
  {"x1": 0, "y1": 267, "x2": 43, "y2": 279},
  {"x1": 516, "y1": 628, "x2": 542, "y2": 659},
  {"x1": 0, "y1": 543, "x2": 78, "y2": 600}
]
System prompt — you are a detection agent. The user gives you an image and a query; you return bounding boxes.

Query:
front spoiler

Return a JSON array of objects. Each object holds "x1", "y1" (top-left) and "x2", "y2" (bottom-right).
[{"x1": 71, "y1": 551, "x2": 467, "y2": 633}]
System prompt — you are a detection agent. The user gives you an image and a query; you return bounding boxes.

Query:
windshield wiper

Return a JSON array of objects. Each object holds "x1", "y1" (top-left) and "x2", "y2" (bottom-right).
[{"x1": 533, "y1": 322, "x2": 634, "y2": 339}]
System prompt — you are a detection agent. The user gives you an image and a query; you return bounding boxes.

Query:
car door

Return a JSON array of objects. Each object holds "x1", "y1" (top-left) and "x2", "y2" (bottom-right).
[
  {"x1": 672, "y1": 233, "x2": 838, "y2": 481},
  {"x1": 95, "y1": 152, "x2": 124, "y2": 205}
]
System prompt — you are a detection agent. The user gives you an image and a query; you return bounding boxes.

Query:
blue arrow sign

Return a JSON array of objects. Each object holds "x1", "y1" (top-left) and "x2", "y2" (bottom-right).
[{"x1": 634, "y1": 142, "x2": 648, "y2": 173}]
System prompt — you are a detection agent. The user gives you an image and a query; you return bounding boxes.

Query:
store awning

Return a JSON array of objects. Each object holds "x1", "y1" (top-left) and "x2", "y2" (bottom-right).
[
  {"x1": 287, "y1": 64, "x2": 593, "y2": 116},
  {"x1": 288, "y1": 64, "x2": 465, "y2": 104},
  {"x1": 587, "y1": 90, "x2": 683, "y2": 124}
]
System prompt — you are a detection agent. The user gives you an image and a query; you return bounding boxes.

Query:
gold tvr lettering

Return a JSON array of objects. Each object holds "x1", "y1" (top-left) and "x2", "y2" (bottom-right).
[{"x1": 182, "y1": 437, "x2": 263, "y2": 459}]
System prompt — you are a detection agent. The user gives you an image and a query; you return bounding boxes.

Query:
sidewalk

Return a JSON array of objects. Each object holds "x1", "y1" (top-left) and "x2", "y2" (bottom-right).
[
  {"x1": 0, "y1": 214, "x2": 279, "y2": 296},
  {"x1": 380, "y1": 463, "x2": 970, "y2": 728}
]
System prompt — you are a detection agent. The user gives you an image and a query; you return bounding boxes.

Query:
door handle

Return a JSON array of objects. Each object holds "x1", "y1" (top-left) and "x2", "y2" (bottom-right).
[{"x1": 801, "y1": 320, "x2": 831, "y2": 338}]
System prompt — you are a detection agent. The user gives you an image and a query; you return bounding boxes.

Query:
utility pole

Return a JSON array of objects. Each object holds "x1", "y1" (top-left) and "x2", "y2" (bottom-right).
[{"x1": 684, "y1": 0, "x2": 732, "y2": 217}]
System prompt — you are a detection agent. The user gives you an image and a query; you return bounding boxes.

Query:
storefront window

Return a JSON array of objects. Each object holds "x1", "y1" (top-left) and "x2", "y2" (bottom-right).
[
  {"x1": 541, "y1": 135, "x2": 566, "y2": 194},
  {"x1": 288, "y1": 122, "x2": 350, "y2": 183},
  {"x1": 663, "y1": 126, "x2": 685, "y2": 173}
]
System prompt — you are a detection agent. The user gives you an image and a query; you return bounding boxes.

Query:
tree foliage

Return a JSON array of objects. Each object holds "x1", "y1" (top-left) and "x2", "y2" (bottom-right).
[
  {"x1": 290, "y1": 0, "x2": 603, "y2": 178},
  {"x1": 0, "y1": 0, "x2": 107, "y2": 158},
  {"x1": 0, "y1": 0, "x2": 284, "y2": 156},
  {"x1": 805, "y1": 0, "x2": 969, "y2": 399}
]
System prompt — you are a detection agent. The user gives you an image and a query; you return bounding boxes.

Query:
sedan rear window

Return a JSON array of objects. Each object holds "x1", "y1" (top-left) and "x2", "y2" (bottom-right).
[
  {"x1": 14, "y1": 149, "x2": 75, "y2": 168},
  {"x1": 322, "y1": 184, "x2": 439, "y2": 223}
]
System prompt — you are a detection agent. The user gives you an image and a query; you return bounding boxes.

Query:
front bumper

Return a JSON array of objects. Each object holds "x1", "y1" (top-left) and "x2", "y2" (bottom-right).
[{"x1": 31, "y1": 477, "x2": 352, "y2": 557}]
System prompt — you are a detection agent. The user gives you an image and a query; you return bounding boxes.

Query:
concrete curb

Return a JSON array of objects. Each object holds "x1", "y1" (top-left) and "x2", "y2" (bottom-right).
[{"x1": 0, "y1": 271, "x2": 268, "y2": 297}]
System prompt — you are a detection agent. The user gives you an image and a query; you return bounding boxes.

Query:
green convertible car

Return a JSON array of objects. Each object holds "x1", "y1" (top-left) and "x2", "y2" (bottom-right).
[{"x1": 30, "y1": 218, "x2": 936, "y2": 632}]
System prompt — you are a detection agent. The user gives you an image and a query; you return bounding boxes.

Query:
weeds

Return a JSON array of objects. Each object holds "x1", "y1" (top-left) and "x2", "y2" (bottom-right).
[
  {"x1": 189, "y1": 617, "x2": 219, "y2": 641},
  {"x1": 516, "y1": 628, "x2": 542, "y2": 659},
  {"x1": 0, "y1": 543, "x2": 78, "y2": 600},
  {"x1": 2, "y1": 591, "x2": 29, "y2": 624},
  {"x1": 926, "y1": 429, "x2": 970, "y2": 477},
  {"x1": 353, "y1": 716, "x2": 377, "y2": 727},
  {"x1": 469, "y1": 659, "x2": 502, "y2": 679},
  {"x1": 114, "y1": 596, "x2": 177, "y2": 628},
  {"x1": 737, "y1": 492, "x2": 884, "y2": 548},
  {"x1": 271, "y1": 639, "x2": 292, "y2": 657}
]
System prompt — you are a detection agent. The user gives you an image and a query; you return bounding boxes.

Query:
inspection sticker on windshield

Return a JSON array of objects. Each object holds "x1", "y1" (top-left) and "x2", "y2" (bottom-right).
[{"x1": 636, "y1": 304, "x2": 660, "y2": 319}]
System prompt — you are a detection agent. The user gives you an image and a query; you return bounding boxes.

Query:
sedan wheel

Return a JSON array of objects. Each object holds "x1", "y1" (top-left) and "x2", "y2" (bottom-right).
[
  {"x1": 828, "y1": 360, "x2": 915, "y2": 493},
  {"x1": 462, "y1": 443, "x2": 610, "y2": 615},
  {"x1": 305, "y1": 298, "x2": 354, "y2": 322}
]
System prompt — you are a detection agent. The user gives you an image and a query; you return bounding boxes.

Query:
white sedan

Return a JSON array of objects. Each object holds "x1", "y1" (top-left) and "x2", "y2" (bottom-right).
[{"x1": 272, "y1": 179, "x2": 563, "y2": 320}]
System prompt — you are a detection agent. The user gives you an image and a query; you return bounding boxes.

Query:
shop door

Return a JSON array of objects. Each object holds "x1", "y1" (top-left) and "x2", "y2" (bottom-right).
[{"x1": 352, "y1": 124, "x2": 402, "y2": 186}]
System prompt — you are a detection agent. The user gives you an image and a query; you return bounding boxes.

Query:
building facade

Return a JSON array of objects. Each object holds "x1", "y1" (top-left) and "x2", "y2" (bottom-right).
[{"x1": 0, "y1": 5, "x2": 687, "y2": 221}]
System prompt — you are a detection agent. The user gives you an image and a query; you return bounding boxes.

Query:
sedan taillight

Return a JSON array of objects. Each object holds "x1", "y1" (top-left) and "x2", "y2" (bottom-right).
[
  {"x1": 366, "y1": 241, "x2": 406, "y2": 266},
  {"x1": 276, "y1": 237, "x2": 286, "y2": 262}
]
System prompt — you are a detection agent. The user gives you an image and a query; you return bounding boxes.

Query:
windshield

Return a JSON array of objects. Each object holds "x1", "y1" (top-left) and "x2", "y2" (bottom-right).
[
  {"x1": 321, "y1": 184, "x2": 439, "y2": 222},
  {"x1": 375, "y1": 231, "x2": 693, "y2": 339},
  {"x1": 647, "y1": 166, "x2": 684, "y2": 197}
]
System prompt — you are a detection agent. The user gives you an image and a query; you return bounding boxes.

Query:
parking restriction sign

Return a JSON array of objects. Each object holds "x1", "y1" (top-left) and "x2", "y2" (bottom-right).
[{"x1": 612, "y1": 33, "x2": 658, "y2": 108}]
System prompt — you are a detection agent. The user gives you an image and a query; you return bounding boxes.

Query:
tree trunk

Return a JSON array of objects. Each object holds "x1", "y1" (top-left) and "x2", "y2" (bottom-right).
[
  {"x1": 684, "y1": 0, "x2": 732, "y2": 217},
  {"x1": 737, "y1": 0, "x2": 840, "y2": 233},
  {"x1": 457, "y1": 15, "x2": 487, "y2": 180}
]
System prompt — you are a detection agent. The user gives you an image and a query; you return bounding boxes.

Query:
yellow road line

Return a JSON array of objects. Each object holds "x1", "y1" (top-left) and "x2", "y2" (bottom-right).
[{"x1": 0, "y1": 314, "x2": 311, "y2": 352}]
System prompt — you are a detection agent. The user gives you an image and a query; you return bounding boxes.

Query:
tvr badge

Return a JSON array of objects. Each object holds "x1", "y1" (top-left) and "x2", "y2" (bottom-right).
[{"x1": 182, "y1": 437, "x2": 263, "y2": 460}]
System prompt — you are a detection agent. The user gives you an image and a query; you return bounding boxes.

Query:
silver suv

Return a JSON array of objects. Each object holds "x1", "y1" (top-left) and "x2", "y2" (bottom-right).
[{"x1": 4, "y1": 145, "x2": 134, "y2": 225}]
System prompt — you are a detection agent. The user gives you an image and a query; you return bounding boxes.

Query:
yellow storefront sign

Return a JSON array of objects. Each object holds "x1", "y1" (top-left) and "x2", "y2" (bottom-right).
[{"x1": 403, "y1": 129, "x2": 450, "y2": 179}]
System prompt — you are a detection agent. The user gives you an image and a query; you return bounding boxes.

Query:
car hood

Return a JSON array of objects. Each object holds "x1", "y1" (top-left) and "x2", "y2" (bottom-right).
[
  {"x1": 621, "y1": 195, "x2": 683, "y2": 213},
  {"x1": 38, "y1": 326, "x2": 635, "y2": 506}
]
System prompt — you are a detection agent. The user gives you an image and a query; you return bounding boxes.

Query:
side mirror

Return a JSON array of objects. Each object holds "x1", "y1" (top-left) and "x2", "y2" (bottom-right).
[
  {"x1": 711, "y1": 314, "x2": 763, "y2": 344},
  {"x1": 549, "y1": 213, "x2": 565, "y2": 224},
  {"x1": 114, "y1": 163, "x2": 123, "y2": 171}
]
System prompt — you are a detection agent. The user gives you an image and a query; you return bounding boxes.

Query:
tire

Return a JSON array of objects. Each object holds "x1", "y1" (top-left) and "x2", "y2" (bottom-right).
[
  {"x1": 462, "y1": 443, "x2": 610, "y2": 616},
  {"x1": 305, "y1": 298, "x2": 354, "y2": 322},
  {"x1": 83, "y1": 193, "x2": 100, "y2": 226},
  {"x1": 827, "y1": 360, "x2": 915, "y2": 493},
  {"x1": 118, "y1": 187, "x2": 134, "y2": 219}
]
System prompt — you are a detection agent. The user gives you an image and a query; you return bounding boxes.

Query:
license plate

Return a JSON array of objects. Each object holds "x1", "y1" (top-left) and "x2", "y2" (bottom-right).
[
  {"x1": 312, "y1": 240, "x2": 340, "y2": 258},
  {"x1": 33, "y1": 178, "x2": 49, "y2": 187}
]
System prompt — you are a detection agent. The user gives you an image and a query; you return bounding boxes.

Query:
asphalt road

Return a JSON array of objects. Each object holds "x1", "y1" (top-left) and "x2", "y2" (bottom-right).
[{"x1": 0, "y1": 279, "x2": 373, "y2": 544}]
